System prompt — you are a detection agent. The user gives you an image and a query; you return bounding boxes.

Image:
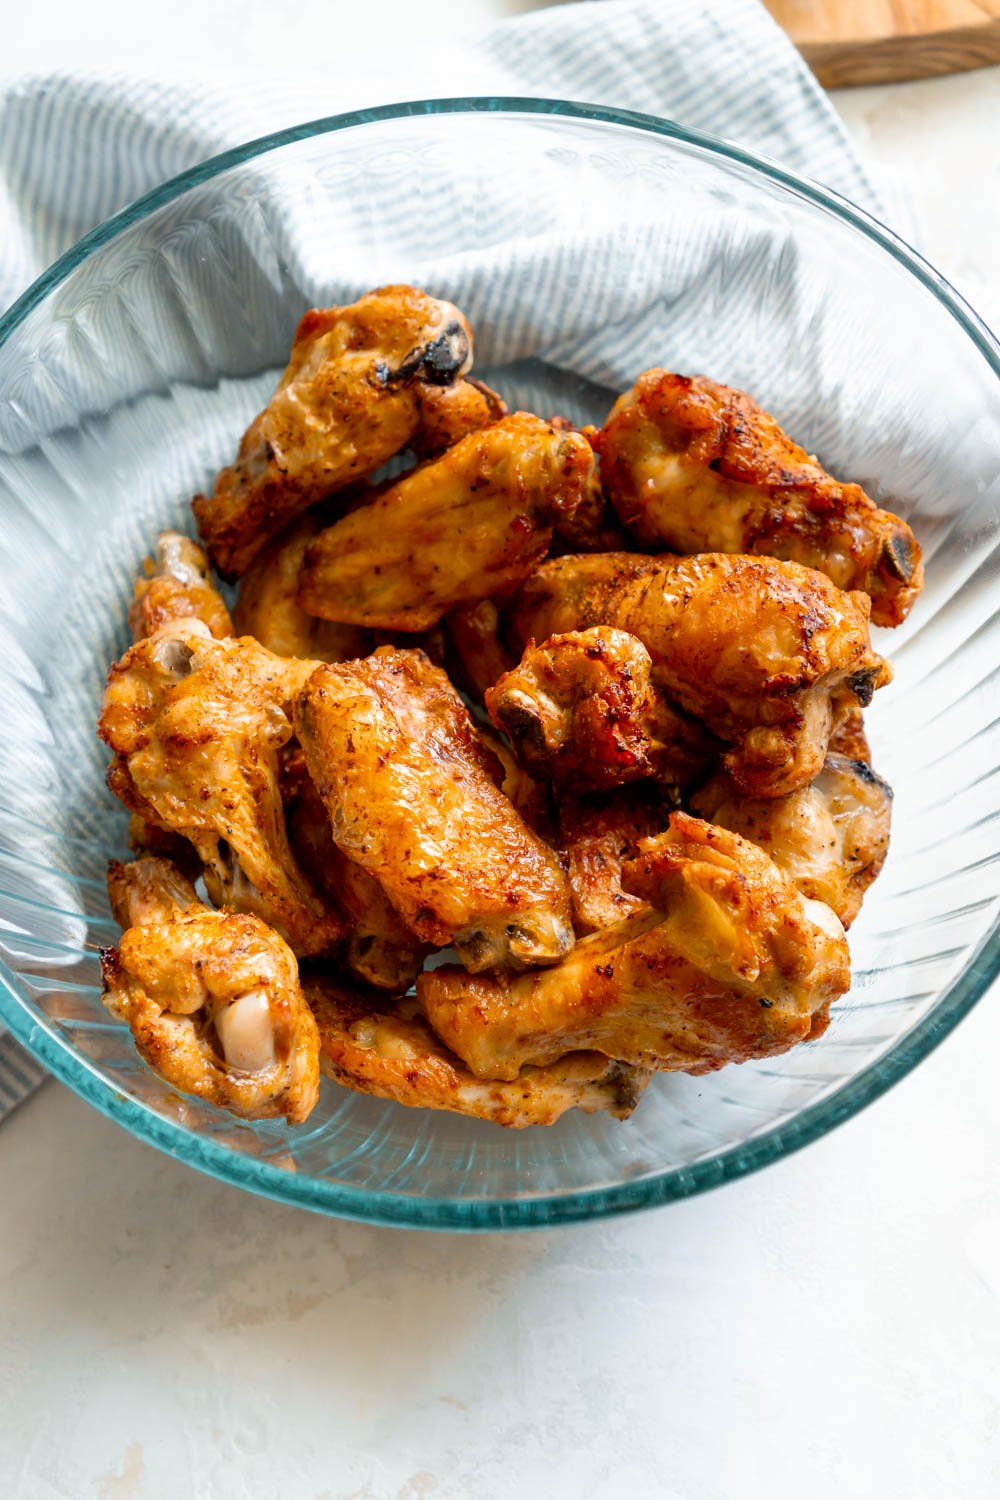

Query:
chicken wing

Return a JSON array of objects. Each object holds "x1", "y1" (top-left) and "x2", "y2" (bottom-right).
[
  {"x1": 507, "y1": 552, "x2": 891, "y2": 798},
  {"x1": 99, "y1": 625, "x2": 342, "y2": 956},
  {"x1": 597, "y1": 371, "x2": 923, "y2": 627},
  {"x1": 297, "y1": 413, "x2": 602, "y2": 631},
  {"x1": 418, "y1": 814, "x2": 850, "y2": 1080},
  {"x1": 829, "y1": 697, "x2": 871, "y2": 763},
  {"x1": 294, "y1": 647, "x2": 574, "y2": 971},
  {"x1": 692, "y1": 753, "x2": 892, "y2": 928},
  {"x1": 102, "y1": 856, "x2": 319, "y2": 1123},
  {"x1": 193, "y1": 285, "x2": 475, "y2": 577},
  {"x1": 286, "y1": 762, "x2": 428, "y2": 993},
  {"x1": 557, "y1": 786, "x2": 674, "y2": 934},
  {"x1": 232, "y1": 512, "x2": 373, "y2": 663},
  {"x1": 307, "y1": 977, "x2": 649, "y2": 1128},
  {"x1": 486, "y1": 626, "x2": 714, "y2": 793},
  {"x1": 128, "y1": 531, "x2": 233, "y2": 642}
]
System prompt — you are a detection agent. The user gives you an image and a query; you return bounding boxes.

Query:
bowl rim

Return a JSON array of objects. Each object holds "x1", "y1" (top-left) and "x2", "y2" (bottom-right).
[{"x1": 2, "y1": 95, "x2": 998, "y2": 1231}]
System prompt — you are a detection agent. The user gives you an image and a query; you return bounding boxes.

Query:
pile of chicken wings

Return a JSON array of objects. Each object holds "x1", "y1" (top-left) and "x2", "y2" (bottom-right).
[{"x1": 97, "y1": 284, "x2": 920, "y2": 1130}]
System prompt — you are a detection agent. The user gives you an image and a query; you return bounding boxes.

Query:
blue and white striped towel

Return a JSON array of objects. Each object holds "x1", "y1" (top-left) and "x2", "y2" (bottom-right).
[{"x1": 0, "y1": 0, "x2": 901, "y2": 1123}]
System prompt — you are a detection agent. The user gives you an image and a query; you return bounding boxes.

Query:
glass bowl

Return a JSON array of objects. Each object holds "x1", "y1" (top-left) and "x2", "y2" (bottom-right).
[{"x1": 1, "y1": 99, "x2": 998, "y2": 1231}]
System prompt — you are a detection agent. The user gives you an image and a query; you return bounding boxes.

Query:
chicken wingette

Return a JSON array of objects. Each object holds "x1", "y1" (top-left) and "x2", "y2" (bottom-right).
[
  {"x1": 297, "y1": 413, "x2": 602, "y2": 631},
  {"x1": 193, "y1": 285, "x2": 477, "y2": 576},
  {"x1": 101, "y1": 856, "x2": 319, "y2": 1123},
  {"x1": 307, "y1": 977, "x2": 649, "y2": 1128},
  {"x1": 507, "y1": 552, "x2": 891, "y2": 798},
  {"x1": 418, "y1": 814, "x2": 850, "y2": 1079},
  {"x1": 596, "y1": 371, "x2": 923, "y2": 627},
  {"x1": 294, "y1": 646, "x2": 574, "y2": 971}
]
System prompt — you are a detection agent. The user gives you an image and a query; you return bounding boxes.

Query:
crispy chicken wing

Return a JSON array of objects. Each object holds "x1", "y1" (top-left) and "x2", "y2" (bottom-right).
[
  {"x1": 692, "y1": 753, "x2": 892, "y2": 928},
  {"x1": 507, "y1": 552, "x2": 891, "y2": 798},
  {"x1": 232, "y1": 512, "x2": 373, "y2": 663},
  {"x1": 307, "y1": 977, "x2": 648, "y2": 1128},
  {"x1": 102, "y1": 856, "x2": 319, "y2": 1123},
  {"x1": 418, "y1": 814, "x2": 850, "y2": 1079},
  {"x1": 286, "y1": 763, "x2": 428, "y2": 993},
  {"x1": 99, "y1": 625, "x2": 342, "y2": 956},
  {"x1": 597, "y1": 371, "x2": 923, "y2": 627},
  {"x1": 297, "y1": 413, "x2": 602, "y2": 631},
  {"x1": 557, "y1": 786, "x2": 674, "y2": 934},
  {"x1": 128, "y1": 531, "x2": 233, "y2": 642},
  {"x1": 294, "y1": 647, "x2": 574, "y2": 971},
  {"x1": 486, "y1": 626, "x2": 714, "y2": 793},
  {"x1": 193, "y1": 286, "x2": 475, "y2": 577}
]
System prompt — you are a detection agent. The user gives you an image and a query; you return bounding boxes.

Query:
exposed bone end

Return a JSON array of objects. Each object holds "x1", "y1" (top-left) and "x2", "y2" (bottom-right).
[
  {"x1": 154, "y1": 531, "x2": 214, "y2": 588},
  {"x1": 454, "y1": 908, "x2": 575, "y2": 974},
  {"x1": 214, "y1": 988, "x2": 276, "y2": 1074}
]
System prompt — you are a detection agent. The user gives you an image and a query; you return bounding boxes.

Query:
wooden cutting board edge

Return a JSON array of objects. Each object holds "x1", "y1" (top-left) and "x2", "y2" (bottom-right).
[{"x1": 764, "y1": 3, "x2": 1000, "y2": 87}]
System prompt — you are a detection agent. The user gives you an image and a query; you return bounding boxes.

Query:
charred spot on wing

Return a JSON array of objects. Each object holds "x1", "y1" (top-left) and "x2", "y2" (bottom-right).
[
  {"x1": 849, "y1": 759, "x2": 895, "y2": 797},
  {"x1": 881, "y1": 528, "x2": 918, "y2": 584},
  {"x1": 848, "y1": 667, "x2": 881, "y2": 706},
  {"x1": 389, "y1": 322, "x2": 471, "y2": 387}
]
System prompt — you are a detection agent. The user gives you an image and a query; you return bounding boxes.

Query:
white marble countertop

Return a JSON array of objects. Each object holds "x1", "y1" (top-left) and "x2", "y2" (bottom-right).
[{"x1": 2, "y1": 5, "x2": 999, "y2": 1497}]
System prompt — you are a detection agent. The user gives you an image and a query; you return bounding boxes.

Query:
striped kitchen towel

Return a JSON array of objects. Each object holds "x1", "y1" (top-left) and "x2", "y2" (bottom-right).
[{"x1": 0, "y1": 0, "x2": 902, "y2": 1123}]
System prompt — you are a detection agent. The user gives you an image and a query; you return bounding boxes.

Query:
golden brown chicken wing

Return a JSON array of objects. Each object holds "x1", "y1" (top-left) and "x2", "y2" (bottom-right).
[
  {"x1": 102, "y1": 856, "x2": 320, "y2": 1123},
  {"x1": 597, "y1": 371, "x2": 923, "y2": 627},
  {"x1": 128, "y1": 531, "x2": 233, "y2": 642},
  {"x1": 692, "y1": 753, "x2": 892, "y2": 928},
  {"x1": 297, "y1": 413, "x2": 602, "y2": 631},
  {"x1": 99, "y1": 625, "x2": 341, "y2": 956},
  {"x1": 307, "y1": 977, "x2": 649, "y2": 1128},
  {"x1": 507, "y1": 552, "x2": 891, "y2": 798},
  {"x1": 193, "y1": 285, "x2": 475, "y2": 577},
  {"x1": 286, "y1": 764, "x2": 428, "y2": 993},
  {"x1": 418, "y1": 814, "x2": 850, "y2": 1080},
  {"x1": 486, "y1": 626, "x2": 714, "y2": 793},
  {"x1": 557, "y1": 786, "x2": 674, "y2": 934},
  {"x1": 294, "y1": 647, "x2": 574, "y2": 971},
  {"x1": 232, "y1": 512, "x2": 373, "y2": 663}
]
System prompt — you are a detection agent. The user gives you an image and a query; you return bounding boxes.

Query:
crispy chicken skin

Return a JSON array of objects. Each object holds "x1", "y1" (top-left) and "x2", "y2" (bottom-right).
[
  {"x1": 507, "y1": 552, "x2": 891, "y2": 798},
  {"x1": 829, "y1": 698, "x2": 871, "y2": 763},
  {"x1": 294, "y1": 647, "x2": 574, "y2": 972},
  {"x1": 692, "y1": 753, "x2": 892, "y2": 929},
  {"x1": 557, "y1": 787, "x2": 674, "y2": 934},
  {"x1": 307, "y1": 977, "x2": 649, "y2": 1128},
  {"x1": 232, "y1": 512, "x2": 373, "y2": 663},
  {"x1": 475, "y1": 723, "x2": 555, "y2": 840},
  {"x1": 286, "y1": 763, "x2": 428, "y2": 993},
  {"x1": 597, "y1": 371, "x2": 923, "y2": 626},
  {"x1": 193, "y1": 285, "x2": 474, "y2": 577},
  {"x1": 129, "y1": 531, "x2": 233, "y2": 642},
  {"x1": 297, "y1": 413, "x2": 603, "y2": 631},
  {"x1": 486, "y1": 626, "x2": 714, "y2": 792},
  {"x1": 418, "y1": 814, "x2": 850, "y2": 1080},
  {"x1": 102, "y1": 857, "x2": 320, "y2": 1123},
  {"x1": 99, "y1": 624, "x2": 342, "y2": 957}
]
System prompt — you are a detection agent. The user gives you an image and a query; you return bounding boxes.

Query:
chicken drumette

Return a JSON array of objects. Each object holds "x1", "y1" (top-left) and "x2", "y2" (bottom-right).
[
  {"x1": 294, "y1": 646, "x2": 574, "y2": 971},
  {"x1": 99, "y1": 623, "x2": 341, "y2": 957},
  {"x1": 307, "y1": 977, "x2": 649, "y2": 1128},
  {"x1": 596, "y1": 371, "x2": 923, "y2": 627},
  {"x1": 418, "y1": 814, "x2": 850, "y2": 1079},
  {"x1": 297, "y1": 413, "x2": 602, "y2": 631},
  {"x1": 557, "y1": 786, "x2": 674, "y2": 934},
  {"x1": 102, "y1": 856, "x2": 320, "y2": 1123},
  {"x1": 193, "y1": 285, "x2": 478, "y2": 577},
  {"x1": 692, "y1": 753, "x2": 892, "y2": 929},
  {"x1": 507, "y1": 552, "x2": 891, "y2": 798},
  {"x1": 486, "y1": 626, "x2": 714, "y2": 793}
]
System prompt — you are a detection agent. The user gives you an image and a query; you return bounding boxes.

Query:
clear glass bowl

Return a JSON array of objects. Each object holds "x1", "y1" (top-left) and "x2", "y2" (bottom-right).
[{"x1": 1, "y1": 100, "x2": 998, "y2": 1230}]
